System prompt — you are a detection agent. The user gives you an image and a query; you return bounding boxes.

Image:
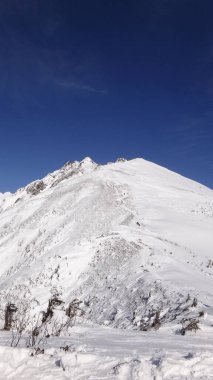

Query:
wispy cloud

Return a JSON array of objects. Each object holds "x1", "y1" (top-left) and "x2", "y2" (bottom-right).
[
  {"x1": 55, "y1": 80, "x2": 108, "y2": 95},
  {"x1": 173, "y1": 119, "x2": 209, "y2": 142},
  {"x1": 164, "y1": 117, "x2": 211, "y2": 159}
]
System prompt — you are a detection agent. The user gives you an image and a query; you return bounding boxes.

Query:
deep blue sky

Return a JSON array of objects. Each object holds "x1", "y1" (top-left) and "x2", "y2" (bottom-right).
[{"x1": 0, "y1": 0, "x2": 212, "y2": 191}]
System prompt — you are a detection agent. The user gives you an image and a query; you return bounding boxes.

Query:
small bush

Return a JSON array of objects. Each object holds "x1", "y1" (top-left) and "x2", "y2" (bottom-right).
[
  {"x1": 179, "y1": 319, "x2": 200, "y2": 335},
  {"x1": 66, "y1": 299, "x2": 82, "y2": 319},
  {"x1": 191, "y1": 298, "x2": 198, "y2": 307},
  {"x1": 4, "y1": 303, "x2": 18, "y2": 331},
  {"x1": 42, "y1": 295, "x2": 64, "y2": 323},
  {"x1": 151, "y1": 311, "x2": 161, "y2": 330}
]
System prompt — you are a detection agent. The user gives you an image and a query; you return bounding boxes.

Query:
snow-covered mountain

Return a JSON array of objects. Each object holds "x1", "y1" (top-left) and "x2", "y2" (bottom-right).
[{"x1": 0, "y1": 157, "x2": 212, "y2": 332}]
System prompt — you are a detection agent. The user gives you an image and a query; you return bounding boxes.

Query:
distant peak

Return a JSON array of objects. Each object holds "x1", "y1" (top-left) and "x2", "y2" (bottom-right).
[{"x1": 80, "y1": 157, "x2": 96, "y2": 164}]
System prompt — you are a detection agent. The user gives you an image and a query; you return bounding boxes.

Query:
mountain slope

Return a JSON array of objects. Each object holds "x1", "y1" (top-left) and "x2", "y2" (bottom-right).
[{"x1": 0, "y1": 157, "x2": 212, "y2": 331}]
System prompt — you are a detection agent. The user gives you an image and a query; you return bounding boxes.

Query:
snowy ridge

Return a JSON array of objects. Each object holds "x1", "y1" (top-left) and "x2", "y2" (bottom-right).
[
  {"x1": 0, "y1": 157, "x2": 97, "y2": 209},
  {"x1": 0, "y1": 157, "x2": 212, "y2": 332}
]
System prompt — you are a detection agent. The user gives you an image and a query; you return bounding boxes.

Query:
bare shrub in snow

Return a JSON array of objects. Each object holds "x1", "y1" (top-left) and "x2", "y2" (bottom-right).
[
  {"x1": 151, "y1": 310, "x2": 161, "y2": 330},
  {"x1": 66, "y1": 299, "x2": 82, "y2": 319},
  {"x1": 4, "y1": 303, "x2": 18, "y2": 331},
  {"x1": 42, "y1": 294, "x2": 64, "y2": 323},
  {"x1": 178, "y1": 319, "x2": 200, "y2": 336},
  {"x1": 10, "y1": 310, "x2": 30, "y2": 347}
]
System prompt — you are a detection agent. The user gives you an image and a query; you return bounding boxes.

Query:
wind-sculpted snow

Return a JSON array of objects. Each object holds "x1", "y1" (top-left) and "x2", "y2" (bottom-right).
[
  {"x1": 0, "y1": 157, "x2": 212, "y2": 335},
  {"x1": 0, "y1": 325, "x2": 213, "y2": 379}
]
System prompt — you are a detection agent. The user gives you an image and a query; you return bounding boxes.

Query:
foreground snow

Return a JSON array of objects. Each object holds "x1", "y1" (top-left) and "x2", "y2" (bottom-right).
[{"x1": 0, "y1": 324, "x2": 213, "y2": 379}]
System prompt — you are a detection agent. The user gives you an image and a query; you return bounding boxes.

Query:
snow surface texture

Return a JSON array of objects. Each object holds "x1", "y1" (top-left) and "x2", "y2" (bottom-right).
[
  {"x1": 0, "y1": 325, "x2": 213, "y2": 379},
  {"x1": 0, "y1": 157, "x2": 213, "y2": 378}
]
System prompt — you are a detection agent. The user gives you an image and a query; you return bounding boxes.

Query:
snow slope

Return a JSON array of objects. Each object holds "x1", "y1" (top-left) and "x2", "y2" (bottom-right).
[
  {"x1": 0, "y1": 157, "x2": 213, "y2": 378},
  {"x1": 0, "y1": 157, "x2": 212, "y2": 328}
]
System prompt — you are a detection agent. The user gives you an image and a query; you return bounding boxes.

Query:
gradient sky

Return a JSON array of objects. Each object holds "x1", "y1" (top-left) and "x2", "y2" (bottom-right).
[{"x1": 0, "y1": 0, "x2": 212, "y2": 192}]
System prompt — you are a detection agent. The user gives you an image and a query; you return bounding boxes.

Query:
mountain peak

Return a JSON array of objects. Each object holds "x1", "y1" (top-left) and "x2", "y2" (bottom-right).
[
  {"x1": 0, "y1": 156, "x2": 212, "y2": 336},
  {"x1": 80, "y1": 156, "x2": 95, "y2": 163}
]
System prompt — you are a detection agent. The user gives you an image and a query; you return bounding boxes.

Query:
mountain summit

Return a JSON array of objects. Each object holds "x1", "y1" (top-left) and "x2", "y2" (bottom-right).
[{"x1": 0, "y1": 157, "x2": 212, "y2": 331}]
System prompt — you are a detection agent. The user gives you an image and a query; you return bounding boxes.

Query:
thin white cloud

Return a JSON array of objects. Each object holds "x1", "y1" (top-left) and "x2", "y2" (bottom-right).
[{"x1": 55, "y1": 80, "x2": 108, "y2": 95}]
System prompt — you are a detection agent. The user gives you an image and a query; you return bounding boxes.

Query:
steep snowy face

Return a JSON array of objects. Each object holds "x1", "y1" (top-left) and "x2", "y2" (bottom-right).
[
  {"x1": 0, "y1": 157, "x2": 212, "y2": 331},
  {"x1": 0, "y1": 157, "x2": 98, "y2": 210},
  {"x1": 42, "y1": 156, "x2": 98, "y2": 189},
  {"x1": 24, "y1": 157, "x2": 98, "y2": 194}
]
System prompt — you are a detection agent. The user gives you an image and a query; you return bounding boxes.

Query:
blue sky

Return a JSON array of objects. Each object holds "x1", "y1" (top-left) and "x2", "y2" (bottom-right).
[{"x1": 0, "y1": 0, "x2": 212, "y2": 191}]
